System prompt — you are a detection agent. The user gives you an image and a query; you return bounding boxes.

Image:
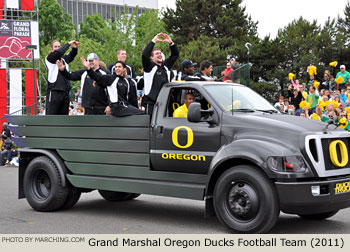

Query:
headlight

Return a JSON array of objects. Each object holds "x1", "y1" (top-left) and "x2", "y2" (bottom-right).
[{"x1": 267, "y1": 156, "x2": 308, "y2": 173}]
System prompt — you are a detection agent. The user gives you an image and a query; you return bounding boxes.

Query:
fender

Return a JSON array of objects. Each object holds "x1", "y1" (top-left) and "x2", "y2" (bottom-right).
[
  {"x1": 206, "y1": 139, "x2": 299, "y2": 196},
  {"x1": 18, "y1": 149, "x2": 68, "y2": 198}
]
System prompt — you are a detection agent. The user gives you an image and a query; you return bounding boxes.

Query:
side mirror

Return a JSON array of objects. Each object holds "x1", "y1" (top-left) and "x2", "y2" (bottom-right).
[
  {"x1": 188, "y1": 102, "x2": 202, "y2": 122},
  {"x1": 188, "y1": 102, "x2": 217, "y2": 125}
]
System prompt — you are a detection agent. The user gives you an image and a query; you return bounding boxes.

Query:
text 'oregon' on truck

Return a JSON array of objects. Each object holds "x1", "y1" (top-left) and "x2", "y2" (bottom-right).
[{"x1": 6, "y1": 82, "x2": 350, "y2": 233}]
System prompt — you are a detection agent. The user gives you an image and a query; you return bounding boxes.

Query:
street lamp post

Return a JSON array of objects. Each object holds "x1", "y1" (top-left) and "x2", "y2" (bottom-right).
[{"x1": 25, "y1": 45, "x2": 37, "y2": 115}]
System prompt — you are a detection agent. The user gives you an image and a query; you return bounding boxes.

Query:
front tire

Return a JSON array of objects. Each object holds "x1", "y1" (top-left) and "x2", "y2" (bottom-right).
[
  {"x1": 23, "y1": 156, "x2": 69, "y2": 212},
  {"x1": 213, "y1": 165, "x2": 279, "y2": 233},
  {"x1": 298, "y1": 211, "x2": 339, "y2": 220}
]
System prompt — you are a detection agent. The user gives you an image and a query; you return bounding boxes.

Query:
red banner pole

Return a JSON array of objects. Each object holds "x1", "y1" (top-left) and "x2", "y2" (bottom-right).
[{"x1": 0, "y1": 69, "x2": 7, "y2": 124}]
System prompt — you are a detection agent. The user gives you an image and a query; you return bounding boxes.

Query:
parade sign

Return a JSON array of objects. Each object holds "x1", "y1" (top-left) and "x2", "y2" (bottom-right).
[{"x1": 0, "y1": 20, "x2": 39, "y2": 59}]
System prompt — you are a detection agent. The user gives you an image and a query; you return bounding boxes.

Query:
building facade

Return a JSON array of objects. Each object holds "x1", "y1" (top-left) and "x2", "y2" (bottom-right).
[{"x1": 56, "y1": 0, "x2": 158, "y2": 25}]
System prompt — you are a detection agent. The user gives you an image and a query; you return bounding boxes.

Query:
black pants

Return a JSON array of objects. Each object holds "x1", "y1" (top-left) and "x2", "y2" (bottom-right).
[
  {"x1": 47, "y1": 90, "x2": 70, "y2": 115},
  {"x1": 84, "y1": 107, "x2": 106, "y2": 115},
  {"x1": 111, "y1": 102, "x2": 144, "y2": 117}
]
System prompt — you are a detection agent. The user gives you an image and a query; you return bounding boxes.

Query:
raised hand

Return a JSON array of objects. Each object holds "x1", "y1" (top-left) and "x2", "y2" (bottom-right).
[
  {"x1": 56, "y1": 59, "x2": 65, "y2": 71},
  {"x1": 81, "y1": 57, "x2": 90, "y2": 70},
  {"x1": 160, "y1": 33, "x2": 173, "y2": 44},
  {"x1": 69, "y1": 40, "x2": 80, "y2": 48},
  {"x1": 152, "y1": 34, "x2": 162, "y2": 43}
]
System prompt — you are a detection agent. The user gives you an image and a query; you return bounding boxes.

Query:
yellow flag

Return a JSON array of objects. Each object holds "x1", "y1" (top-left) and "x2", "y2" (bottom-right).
[
  {"x1": 288, "y1": 73, "x2": 295, "y2": 80},
  {"x1": 345, "y1": 107, "x2": 350, "y2": 114},
  {"x1": 339, "y1": 117, "x2": 348, "y2": 129},
  {"x1": 331, "y1": 100, "x2": 340, "y2": 108},
  {"x1": 308, "y1": 65, "x2": 317, "y2": 76},
  {"x1": 319, "y1": 101, "x2": 331, "y2": 111},
  {"x1": 329, "y1": 61, "x2": 338, "y2": 67},
  {"x1": 308, "y1": 65, "x2": 314, "y2": 76},
  {"x1": 313, "y1": 80, "x2": 320, "y2": 89},
  {"x1": 311, "y1": 113, "x2": 320, "y2": 121},
  {"x1": 299, "y1": 100, "x2": 311, "y2": 109},
  {"x1": 336, "y1": 76, "x2": 344, "y2": 84}
]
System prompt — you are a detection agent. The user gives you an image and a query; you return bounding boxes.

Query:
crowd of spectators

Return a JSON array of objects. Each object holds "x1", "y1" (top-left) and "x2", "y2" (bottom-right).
[
  {"x1": 276, "y1": 63, "x2": 350, "y2": 131},
  {"x1": 0, "y1": 123, "x2": 18, "y2": 166}
]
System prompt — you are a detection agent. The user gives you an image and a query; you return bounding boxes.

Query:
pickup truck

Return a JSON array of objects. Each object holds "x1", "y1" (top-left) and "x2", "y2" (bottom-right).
[{"x1": 6, "y1": 82, "x2": 350, "y2": 233}]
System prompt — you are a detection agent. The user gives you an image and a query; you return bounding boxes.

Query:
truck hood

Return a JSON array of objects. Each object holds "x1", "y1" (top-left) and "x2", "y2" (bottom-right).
[
  {"x1": 254, "y1": 113, "x2": 332, "y2": 132},
  {"x1": 222, "y1": 112, "x2": 345, "y2": 149},
  {"x1": 233, "y1": 113, "x2": 343, "y2": 132}
]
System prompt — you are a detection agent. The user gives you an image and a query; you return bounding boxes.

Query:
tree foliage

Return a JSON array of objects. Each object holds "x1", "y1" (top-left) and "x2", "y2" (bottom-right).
[
  {"x1": 178, "y1": 35, "x2": 228, "y2": 69},
  {"x1": 77, "y1": 8, "x2": 167, "y2": 72},
  {"x1": 163, "y1": 0, "x2": 257, "y2": 48},
  {"x1": 38, "y1": 0, "x2": 76, "y2": 46}
]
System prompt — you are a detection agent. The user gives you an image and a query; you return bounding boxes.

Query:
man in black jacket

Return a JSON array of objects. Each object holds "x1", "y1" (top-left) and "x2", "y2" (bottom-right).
[
  {"x1": 58, "y1": 53, "x2": 111, "y2": 115},
  {"x1": 108, "y1": 49, "x2": 135, "y2": 78},
  {"x1": 142, "y1": 33, "x2": 179, "y2": 115},
  {"x1": 194, "y1": 60, "x2": 217, "y2": 81},
  {"x1": 45, "y1": 40, "x2": 79, "y2": 115},
  {"x1": 1, "y1": 123, "x2": 10, "y2": 138},
  {"x1": 176, "y1": 59, "x2": 206, "y2": 81},
  {"x1": 81, "y1": 58, "x2": 143, "y2": 117}
]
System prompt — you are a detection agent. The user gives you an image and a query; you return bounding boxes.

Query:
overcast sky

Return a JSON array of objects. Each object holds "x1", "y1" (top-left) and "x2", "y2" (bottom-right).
[{"x1": 158, "y1": 0, "x2": 350, "y2": 38}]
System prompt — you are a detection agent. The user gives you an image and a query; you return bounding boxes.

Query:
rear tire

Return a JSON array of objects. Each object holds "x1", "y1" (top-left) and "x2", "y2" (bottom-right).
[
  {"x1": 98, "y1": 190, "x2": 132, "y2": 202},
  {"x1": 298, "y1": 211, "x2": 339, "y2": 220},
  {"x1": 61, "y1": 186, "x2": 81, "y2": 210},
  {"x1": 213, "y1": 165, "x2": 279, "y2": 233},
  {"x1": 23, "y1": 156, "x2": 68, "y2": 212}
]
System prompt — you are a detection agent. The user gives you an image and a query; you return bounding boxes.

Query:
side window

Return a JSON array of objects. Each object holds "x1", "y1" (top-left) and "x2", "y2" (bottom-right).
[{"x1": 166, "y1": 88, "x2": 210, "y2": 118}]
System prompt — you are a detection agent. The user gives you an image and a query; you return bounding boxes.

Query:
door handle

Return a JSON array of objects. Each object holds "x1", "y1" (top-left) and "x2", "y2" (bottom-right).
[{"x1": 156, "y1": 126, "x2": 163, "y2": 135}]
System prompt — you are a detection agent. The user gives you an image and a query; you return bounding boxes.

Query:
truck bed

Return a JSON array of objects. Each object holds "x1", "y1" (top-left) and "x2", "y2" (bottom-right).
[{"x1": 5, "y1": 115, "x2": 206, "y2": 200}]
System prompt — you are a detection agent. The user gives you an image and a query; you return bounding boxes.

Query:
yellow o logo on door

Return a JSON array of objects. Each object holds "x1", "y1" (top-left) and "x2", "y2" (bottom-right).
[
  {"x1": 172, "y1": 126, "x2": 194, "y2": 149},
  {"x1": 329, "y1": 140, "x2": 349, "y2": 167}
]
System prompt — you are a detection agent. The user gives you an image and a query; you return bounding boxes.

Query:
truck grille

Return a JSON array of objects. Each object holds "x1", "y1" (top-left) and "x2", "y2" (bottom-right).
[
  {"x1": 321, "y1": 138, "x2": 350, "y2": 171},
  {"x1": 305, "y1": 134, "x2": 350, "y2": 177}
]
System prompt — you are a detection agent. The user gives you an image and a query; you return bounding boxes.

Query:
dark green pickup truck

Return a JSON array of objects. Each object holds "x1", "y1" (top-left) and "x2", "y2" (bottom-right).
[{"x1": 6, "y1": 82, "x2": 350, "y2": 233}]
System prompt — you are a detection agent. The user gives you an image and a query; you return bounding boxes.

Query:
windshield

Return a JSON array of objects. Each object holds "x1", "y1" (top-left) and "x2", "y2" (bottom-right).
[{"x1": 204, "y1": 84, "x2": 277, "y2": 112}]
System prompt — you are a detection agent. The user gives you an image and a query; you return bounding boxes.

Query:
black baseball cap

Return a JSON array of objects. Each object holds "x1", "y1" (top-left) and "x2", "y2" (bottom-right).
[{"x1": 181, "y1": 59, "x2": 196, "y2": 69}]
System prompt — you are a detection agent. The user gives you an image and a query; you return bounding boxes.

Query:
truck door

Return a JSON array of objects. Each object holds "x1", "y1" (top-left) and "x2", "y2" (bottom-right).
[{"x1": 151, "y1": 87, "x2": 221, "y2": 174}]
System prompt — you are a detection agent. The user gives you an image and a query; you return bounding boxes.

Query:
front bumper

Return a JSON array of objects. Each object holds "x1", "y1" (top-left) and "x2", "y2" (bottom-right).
[{"x1": 275, "y1": 176, "x2": 350, "y2": 214}]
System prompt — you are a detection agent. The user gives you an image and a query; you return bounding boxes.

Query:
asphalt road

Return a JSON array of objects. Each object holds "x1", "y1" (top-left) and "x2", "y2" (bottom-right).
[{"x1": 0, "y1": 165, "x2": 349, "y2": 234}]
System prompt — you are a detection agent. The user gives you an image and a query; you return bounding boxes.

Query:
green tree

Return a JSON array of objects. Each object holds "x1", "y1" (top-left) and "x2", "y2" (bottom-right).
[
  {"x1": 269, "y1": 18, "x2": 322, "y2": 89},
  {"x1": 77, "y1": 8, "x2": 168, "y2": 72},
  {"x1": 38, "y1": 0, "x2": 76, "y2": 46},
  {"x1": 178, "y1": 35, "x2": 228, "y2": 69},
  {"x1": 79, "y1": 14, "x2": 109, "y2": 42},
  {"x1": 162, "y1": 0, "x2": 258, "y2": 49},
  {"x1": 248, "y1": 36, "x2": 286, "y2": 83},
  {"x1": 337, "y1": 1, "x2": 350, "y2": 42},
  {"x1": 336, "y1": 2, "x2": 350, "y2": 67}
]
